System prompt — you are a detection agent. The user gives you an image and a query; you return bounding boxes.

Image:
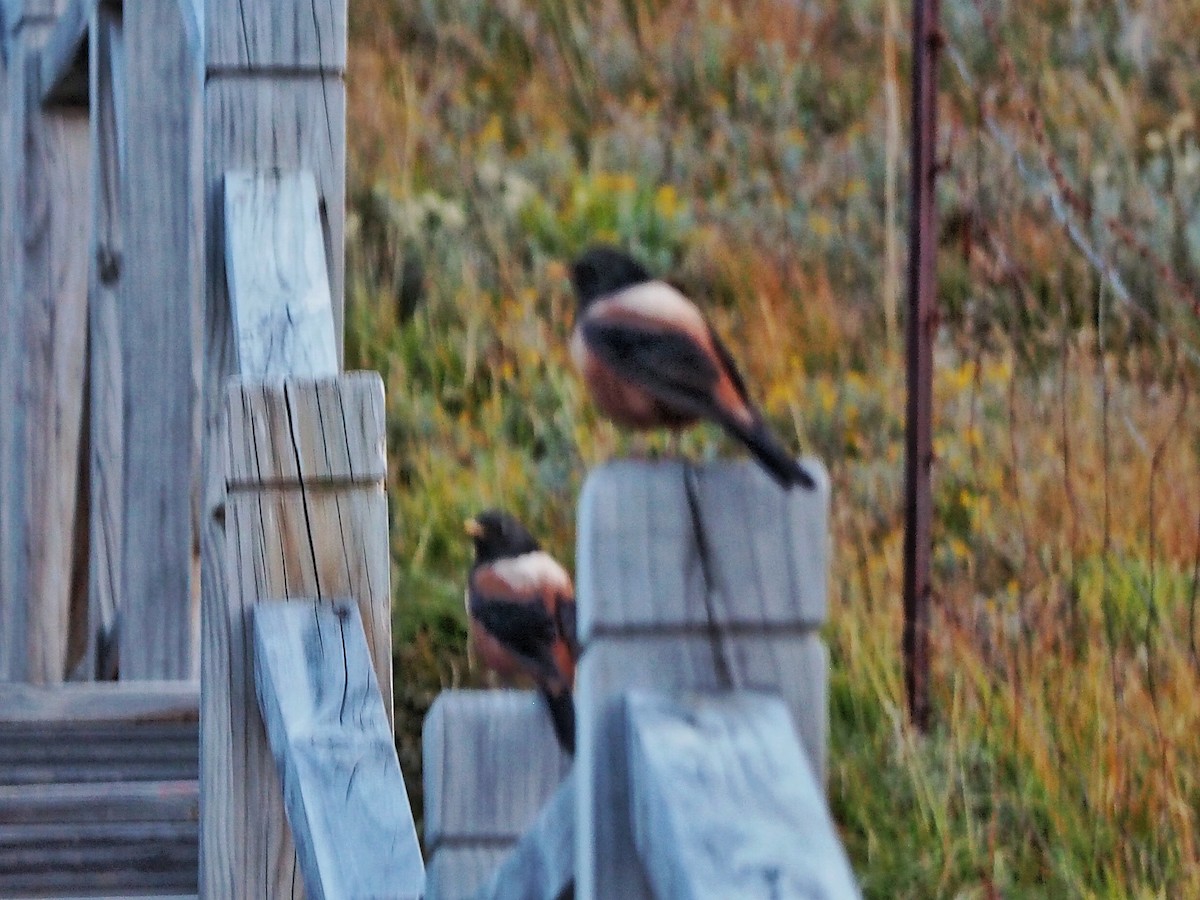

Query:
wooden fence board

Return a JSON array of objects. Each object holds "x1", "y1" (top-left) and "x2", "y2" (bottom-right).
[
  {"x1": 38, "y1": 0, "x2": 86, "y2": 106},
  {"x1": 253, "y1": 599, "x2": 423, "y2": 900},
  {"x1": 625, "y1": 691, "x2": 859, "y2": 900},
  {"x1": 21, "y1": 41, "x2": 90, "y2": 685},
  {"x1": 204, "y1": 0, "x2": 345, "y2": 70},
  {"x1": 0, "y1": 681, "x2": 199, "y2": 723},
  {"x1": 117, "y1": 0, "x2": 204, "y2": 680}
]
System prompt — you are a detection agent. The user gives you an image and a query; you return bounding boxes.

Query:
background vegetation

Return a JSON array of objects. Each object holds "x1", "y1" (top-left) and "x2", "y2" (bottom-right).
[{"x1": 343, "y1": 0, "x2": 1200, "y2": 894}]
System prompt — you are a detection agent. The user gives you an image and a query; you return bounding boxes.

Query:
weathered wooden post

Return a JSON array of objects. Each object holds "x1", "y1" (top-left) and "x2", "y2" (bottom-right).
[
  {"x1": 197, "y1": 0, "x2": 348, "y2": 890},
  {"x1": 574, "y1": 459, "x2": 838, "y2": 899},
  {"x1": 0, "y1": 0, "x2": 90, "y2": 684}
]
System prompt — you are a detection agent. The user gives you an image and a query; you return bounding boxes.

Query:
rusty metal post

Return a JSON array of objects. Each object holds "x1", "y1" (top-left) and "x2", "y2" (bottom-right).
[{"x1": 903, "y1": 0, "x2": 941, "y2": 732}]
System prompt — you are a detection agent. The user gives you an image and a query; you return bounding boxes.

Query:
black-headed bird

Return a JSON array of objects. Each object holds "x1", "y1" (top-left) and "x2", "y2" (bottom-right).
[
  {"x1": 464, "y1": 510, "x2": 578, "y2": 754},
  {"x1": 568, "y1": 244, "x2": 815, "y2": 490}
]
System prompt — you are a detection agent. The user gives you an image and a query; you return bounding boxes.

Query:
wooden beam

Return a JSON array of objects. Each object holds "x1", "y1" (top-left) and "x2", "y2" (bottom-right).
[
  {"x1": 252, "y1": 599, "x2": 423, "y2": 900},
  {"x1": 625, "y1": 691, "x2": 859, "y2": 900},
  {"x1": 423, "y1": 690, "x2": 571, "y2": 899},
  {"x1": 224, "y1": 171, "x2": 339, "y2": 379},
  {"x1": 574, "y1": 459, "x2": 831, "y2": 900},
  {"x1": 201, "y1": 374, "x2": 389, "y2": 899},
  {"x1": 118, "y1": 0, "x2": 203, "y2": 679}
]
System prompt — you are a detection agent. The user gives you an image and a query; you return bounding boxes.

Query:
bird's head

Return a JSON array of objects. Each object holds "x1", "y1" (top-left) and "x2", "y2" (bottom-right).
[
  {"x1": 464, "y1": 509, "x2": 541, "y2": 564},
  {"x1": 569, "y1": 245, "x2": 653, "y2": 310}
]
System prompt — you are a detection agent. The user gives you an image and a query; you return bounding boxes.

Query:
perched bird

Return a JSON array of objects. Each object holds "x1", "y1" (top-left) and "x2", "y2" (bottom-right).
[
  {"x1": 464, "y1": 510, "x2": 579, "y2": 754},
  {"x1": 568, "y1": 245, "x2": 815, "y2": 490}
]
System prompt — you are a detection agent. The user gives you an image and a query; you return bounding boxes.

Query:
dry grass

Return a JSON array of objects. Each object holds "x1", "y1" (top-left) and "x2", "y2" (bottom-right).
[{"x1": 344, "y1": 0, "x2": 1200, "y2": 892}]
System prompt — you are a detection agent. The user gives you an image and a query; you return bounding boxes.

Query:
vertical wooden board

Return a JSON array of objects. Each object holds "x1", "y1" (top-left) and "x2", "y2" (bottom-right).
[
  {"x1": 22, "y1": 45, "x2": 90, "y2": 684},
  {"x1": 575, "y1": 635, "x2": 827, "y2": 900},
  {"x1": 253, "y1": 600, "x2": 423, "y2": 900},
  {"x1": 0, "y1": 39, "x2": 31, "y2": 682},
  {"x1": 625, "y1": 691, "x2": 858, "y2": 900},
  {"x1": 118, "y1": 0, "x2": 204, "y2": 681},
  {"x1": 425, "y1": 848, "x2": 511, "y2": 900},
  {"x1": 86, "y1": 2, "x2": 124, "y2": 680},
  {"x1": 422, "y1": 691, "x2": 572, "y2": 852},
  {"x1": 204, "y1": 0, "x2": 346, "y2": 70},
  {"x1": 576, "y1": 460, "x2": 828, "y2": 638},
  {"x1": 223, "y1": 171, "x2": 338, "y2": 380}
]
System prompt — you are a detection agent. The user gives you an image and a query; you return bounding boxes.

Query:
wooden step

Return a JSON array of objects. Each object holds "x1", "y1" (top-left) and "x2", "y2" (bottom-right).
[{"x1": 0, "y1": 683, "x2": 200, "y2": 899}]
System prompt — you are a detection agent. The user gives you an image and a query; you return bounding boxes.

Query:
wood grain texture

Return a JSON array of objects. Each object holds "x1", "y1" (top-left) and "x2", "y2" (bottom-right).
[
  {"x1": 425, "y1": 848, "x2": 510, "y2": 900},
  {"x1": 253, "y1": 599, "x2": 423, "y2": 900},
  {"x1": 473, "y1": 771, "x2": 575, "y2": 900},
  {"x1": 204, "y1": 0, "x2": 346, "y2": 71},
  {"x1": 119, "y1": 0, "x2": 204, "y2": 680},
  {"x1": 21, "y1": 42, "x2": 90, "y2": 685},
  {"x1": 224, "y1": 171, "x2": 339, "y2": 381},
  {"x1": 86, "y1": 1, "x2": 124, "y2": 681},
  {"x1": 576, "y1": 459, "x2": 830, "y2": 638},
  {"x1": 574, "y1": 458, "x2": 832, "y2": 900},
  {"x1": 38, "y1": 0, "x2": 86, "y2": 106},
  {"x1": 202, "y1": 376, "x2": 388, "y2": 900},
  {"x1": 625, "y1": 691, "x2": 859, "y2": 900}
]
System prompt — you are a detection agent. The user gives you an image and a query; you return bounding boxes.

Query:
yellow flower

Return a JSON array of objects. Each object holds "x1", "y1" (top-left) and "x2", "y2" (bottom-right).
[{"x1": 654, "y1": 184, "x2": 680, "y2": 219}]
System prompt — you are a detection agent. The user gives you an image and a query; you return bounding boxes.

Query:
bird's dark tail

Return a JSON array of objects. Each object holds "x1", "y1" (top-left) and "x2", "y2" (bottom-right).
[
  {"x1": 540, "y1": 686, "x2": 576, "y2": 756},
  {"x1": 725, "y1": 415, "x2": 816, "y2": 490}
]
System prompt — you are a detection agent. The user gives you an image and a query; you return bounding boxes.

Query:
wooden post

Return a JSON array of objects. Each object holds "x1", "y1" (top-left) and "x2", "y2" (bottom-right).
[
  {"x1": 574, "y1": 459, "x2": 831, "y2": 900},
  {"x1": 201, "y1": 374, "x2": 390, "y2": 898},
  {"x1": 0, "y1": 0, "x2": 90, "y2": 684},
  {"x1": 423, "y1": 690, "x2": 572, "y2": 900},
  {"x1": 625, "y1": 691, "x2": 859, "y2": 899},
  {"x1": 117, "y1": 0, "x2": 204, "y2": 679},
  {"x1": 253, "y1": 600, "x2": 423, "y2": 899}
]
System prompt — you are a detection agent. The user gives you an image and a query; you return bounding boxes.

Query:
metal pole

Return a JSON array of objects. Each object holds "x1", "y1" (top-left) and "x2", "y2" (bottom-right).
[{"x1": 903, "y1": 0, "x2": 941, "y2": 732}]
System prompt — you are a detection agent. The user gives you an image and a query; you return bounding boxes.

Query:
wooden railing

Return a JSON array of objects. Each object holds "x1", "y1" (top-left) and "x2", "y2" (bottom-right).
[{"x1": 423, "y1": 460, "x2": 860, "y2": 899}]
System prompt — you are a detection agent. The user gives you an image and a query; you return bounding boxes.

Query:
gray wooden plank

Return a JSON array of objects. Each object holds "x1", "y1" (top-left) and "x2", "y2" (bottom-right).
[
  {"x1": 0, "y1": 780, "x2": 198, "y2": 824},
  {"x1": 472, "y1": 771, "x2": 574, "y2": 900},
  {"x1": 252, "y1": 599, "x2": 424, "y2": 900},
  {"x1": 223, "y1": 170, "x2": 339, "y2": 381},
  {"x1": 202, "y1": 377, "x2": 388, "y2": 900},
  {"x1": 0, "y1": 37, "x2": 33, "y2": 683},
  {"x1": 576, "y1": 459, "x2": 829, "y2": 639},
  {"x1": 204, "y1": 0, "x2": 345, "y2": 71},
  {"x1": 575, "y1": 635, "x2": 827, "y2": 900},
  {"x1": 425, "y1": 848, "x2": 511, "y2": 900},
  {"x1": 38, "y1": 0, "x2": 86, "y2": 106},
  {"x1": 118, "y1": 0, "x2": 204, "y2": 681},
  {"x1": 85, "y1": 0, "x2": 124, "y2": 681},
  {"x1": 422, "y1": 690, "x2": 572, "y2": 852},
  {"x1": 625, "y1": 691, "x2": 859, "y2": 900},
  {"x1": 0, "y1": 681, "x2": 199, "y2": 723},
  {"x1": 19, "y1": 41, "x2": 90, "y2": 684}
]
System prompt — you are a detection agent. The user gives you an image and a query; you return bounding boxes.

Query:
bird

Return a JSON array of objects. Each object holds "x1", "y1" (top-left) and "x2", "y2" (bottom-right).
[
  {"x1": 464, "y1": 510, "x2": 579, "y2": 755},
  {"x1": 568, "y1": 244, "x2": 816, "y2": 490}
]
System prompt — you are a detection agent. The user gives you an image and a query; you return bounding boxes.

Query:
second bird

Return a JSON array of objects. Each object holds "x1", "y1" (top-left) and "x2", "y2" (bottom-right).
[
  {"x1": 568, "y1": 245, "x2": 815, "y2": 490},
  {"x1": 464, "y1": 510, "x2": 579, "y2": 755}
]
